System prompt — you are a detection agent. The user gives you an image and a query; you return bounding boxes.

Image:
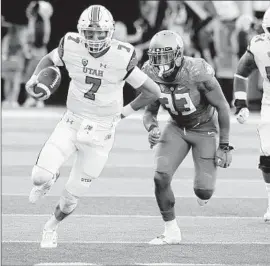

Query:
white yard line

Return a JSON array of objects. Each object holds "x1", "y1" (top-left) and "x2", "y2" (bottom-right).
[
  {"x1": 3, "y1": 240, "x2": 269, "y2": 245},
  {"x1": 33, "y1": 264, "x2": 252, "y2": 266},
  {"x1": 1, "y1": 192, "x2": 267, "y2": 199},
  {"x1": 2, "y1": 177, "x2": 265, "y2": 183},
  {"x1": 34, "y1": 263, "x2": 98, "y2": 266},
  {"x1": 2, "y1": 214, "x2": 263, "y2": 219},
  {"x1": 135, "y1": 264, "x2": 241, "y2": 266}
]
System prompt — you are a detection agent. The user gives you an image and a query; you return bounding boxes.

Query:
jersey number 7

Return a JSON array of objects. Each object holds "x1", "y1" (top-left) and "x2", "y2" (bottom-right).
[{"x1": 84, "y1": 76, "x2": 101, "y2": 100}]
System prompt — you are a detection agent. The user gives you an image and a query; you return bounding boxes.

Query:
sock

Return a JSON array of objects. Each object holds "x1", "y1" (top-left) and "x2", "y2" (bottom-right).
[
  {"x1": 164, "y1": 219, "x2": 179, "y2": 235},
  {"x1": 44, "y1": 214, "x2": 60, "y2": 231},
  {"x1": 266, "y1": 183, "x2": 270, "y2": 207}
]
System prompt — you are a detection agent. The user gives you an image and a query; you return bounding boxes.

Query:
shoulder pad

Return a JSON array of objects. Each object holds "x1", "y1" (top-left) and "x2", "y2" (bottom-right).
[
  {"x1": 65, "y1": 32, "x2": 81, "y2": 44},
  {"x1": 114, "y1": 39, "x2": 134, "y2": 54},
  {"x1": 111, "y1": 39, "x2": 137, "y2": 71},
  {"x1": 248, "y1": 34, "x2": 266, "y2": 55},
  {"x1": 188, "y1": 58, "x2": 215, "y2": 82}
]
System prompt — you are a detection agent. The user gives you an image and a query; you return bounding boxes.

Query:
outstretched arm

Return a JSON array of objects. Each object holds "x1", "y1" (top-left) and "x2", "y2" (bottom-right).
[
  {"x1": 234, "y1": 51, "x2": 257, "y2": 100},
  {"x1": 143, "y1": 99, "x2": 161, "y2": 132},
  {"x1": 200, "y1": 77, "x2": 231, "y2": 144},
  {"x1": 233, "y1": 51, "x2": 257, "y2": 123}
]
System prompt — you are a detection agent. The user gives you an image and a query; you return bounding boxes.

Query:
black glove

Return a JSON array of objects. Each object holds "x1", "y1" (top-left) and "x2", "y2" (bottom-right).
[{"x1": 234, "y1": 99, "x2": 247, "y2": 115}]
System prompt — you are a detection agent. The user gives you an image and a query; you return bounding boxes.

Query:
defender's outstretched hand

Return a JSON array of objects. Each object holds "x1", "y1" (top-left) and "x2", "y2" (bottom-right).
[
  {"x1": 215, "y1": 143, "x2": 234, "y2": 168},
  {"x1": 149, "y1": 127, "x2": 161, "y2": 149}
]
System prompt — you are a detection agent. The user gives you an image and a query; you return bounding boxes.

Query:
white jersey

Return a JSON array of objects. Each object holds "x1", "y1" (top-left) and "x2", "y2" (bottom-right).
[
  {"x1": 52, "y1": 32, "x2": 147, "y2": 122},
  {"x1": 248, "y1": 34, "x2": 270, "y2": 105}
]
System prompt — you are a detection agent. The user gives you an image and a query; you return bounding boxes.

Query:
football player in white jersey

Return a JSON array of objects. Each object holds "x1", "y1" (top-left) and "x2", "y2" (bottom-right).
[
  {"x1": 25, "y1": 5, "x2": 161, "y2": 248},
  {"x1": 234, "y1": 8, "x2": 270, "y2": 222}
]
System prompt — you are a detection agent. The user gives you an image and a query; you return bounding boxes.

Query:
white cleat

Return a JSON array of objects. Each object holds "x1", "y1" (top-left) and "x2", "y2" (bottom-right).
[
  {"x1": 29, "y1": 172, "x2": 60, "y2": 203},
  {"x1": 40, "y1": 229, "x2": 58, "y2": 248},
  {"x1": 149, "y1": 230, "x2": 182, "y2": 245},
  {"x1": 264, "y1": 207, "x2": 270, "y2": 222},
  {"x1": 197, "y1": 198, "x2": 209, "y2": 207}
]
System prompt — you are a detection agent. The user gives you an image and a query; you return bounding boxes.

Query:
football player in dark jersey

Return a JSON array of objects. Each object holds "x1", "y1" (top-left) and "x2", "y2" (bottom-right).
[{"x1": 142, "y1": 30, "x2": 233, "y2": 245}]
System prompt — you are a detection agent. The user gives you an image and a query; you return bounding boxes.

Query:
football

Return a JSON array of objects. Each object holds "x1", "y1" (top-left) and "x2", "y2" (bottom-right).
[{"x1": 33, "y1": 66, "x2": 61, "y2": 100}]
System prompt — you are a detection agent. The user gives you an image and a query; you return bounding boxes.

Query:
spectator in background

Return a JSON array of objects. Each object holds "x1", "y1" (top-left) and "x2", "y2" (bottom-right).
[
  {"x1": 114, "y1": 21, "x2": 143, "y2": 60},
  {"x1": 253, "y1": 1, "x2": 270, "y2": 20},
  {"x1": 2, "y1": 23, "x2": 27, "y2": 108},
  {"x1": 163, "y1": 1, "x2": 200, "y2": 57},
  {"x1": 134, "y1": 0, "x2": 167, "y2": 67},
  {"x1": 194, "y1": 18, "x2": 216, "y2": 68},
  {"x1": 235, "y1": 14, "x2": 255, "y2": 59},
  {"x1": 23, "y1": 0, "x2": 53, "y2": 108},
  {"x1": 212, "y1": 1, "x2": 240, "y2": 107}
]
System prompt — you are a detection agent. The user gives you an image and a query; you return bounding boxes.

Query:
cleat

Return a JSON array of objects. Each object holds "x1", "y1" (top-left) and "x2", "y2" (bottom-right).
[
  {"x1": 264, "y1": 207, "x2": 270, "y2": 222},
  {"x1": 149, "y1": 230, "x2": 181, "y2": 245},
  {"x1": 197, "y1": 198, "x2": 208, "y2": 207},
  {"x1": 40, "y1": 229, "x2": 58, "y2": 248},
  {"x1": 29, "y1": 171, "x2": 60, "y2": 203}
]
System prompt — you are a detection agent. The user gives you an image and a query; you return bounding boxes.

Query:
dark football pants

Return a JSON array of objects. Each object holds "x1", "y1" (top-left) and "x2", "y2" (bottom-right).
[{"x1": 155, "y1": 118, "x2": 218, "y2": 192}]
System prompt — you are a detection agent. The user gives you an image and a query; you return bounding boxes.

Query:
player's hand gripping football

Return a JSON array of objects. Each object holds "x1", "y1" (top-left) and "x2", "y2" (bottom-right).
[
  {"x1": 25, "y1": 75, "x2": 45, "y2": 99},
  {"x1": 149, "y1": 127, "x2": 161, "y2": 149},
  {"x1": 234, "y1": 99, "x2": 249, "y2": 124},
  {"x1": 215, "y1": 143, "x2": 234, "y2": 168}
]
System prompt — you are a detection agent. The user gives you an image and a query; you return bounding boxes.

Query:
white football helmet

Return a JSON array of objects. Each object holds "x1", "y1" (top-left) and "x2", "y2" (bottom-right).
[
  {"x1": 148, "y1": 30, "x2": 184, "y2": 78},
  {"x1": 77, "y1": 5, "x2": 115, "y2": 53},
  {"x1": 262, "y1": 7, "x2": 270, "y2": 39}
]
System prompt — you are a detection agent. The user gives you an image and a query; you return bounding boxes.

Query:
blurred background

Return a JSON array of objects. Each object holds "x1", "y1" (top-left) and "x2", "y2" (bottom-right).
[{"x1": 1, "y1": 0, "x2": 270, "y2": 109}]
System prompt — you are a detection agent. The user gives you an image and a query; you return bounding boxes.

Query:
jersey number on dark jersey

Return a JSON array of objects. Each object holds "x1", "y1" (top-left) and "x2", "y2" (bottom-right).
[{"x1": 159, "y1": 92, "x2": 197, "y2": 116}]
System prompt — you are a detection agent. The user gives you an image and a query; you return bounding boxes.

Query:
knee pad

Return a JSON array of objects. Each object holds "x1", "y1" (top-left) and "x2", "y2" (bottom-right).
[
  {"x1": 31, "y1": 165, "x2": 54, "y2": 186},
  {"x1": 59, "y1": 189, "x2": 79, "y2": 214},
  {"x1": 194, "y1": 188, "x2": 214, "y2": 200},
  {"x1": 259, "y1": 156, "x2": 270, "y2": 173},
  {"x1": 154, "y1": 171, "x2": 172, "y2": 189}
]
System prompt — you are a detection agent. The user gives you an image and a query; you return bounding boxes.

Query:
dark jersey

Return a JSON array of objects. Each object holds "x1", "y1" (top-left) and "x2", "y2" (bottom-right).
[{"x1": 142, "y1": 56, "x2": 215, "y2": 128}]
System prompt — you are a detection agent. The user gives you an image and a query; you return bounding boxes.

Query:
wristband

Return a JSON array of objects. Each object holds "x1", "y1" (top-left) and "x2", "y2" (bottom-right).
[{"x1": 121, "y1": 104, "x2": 135, "y2": 118}]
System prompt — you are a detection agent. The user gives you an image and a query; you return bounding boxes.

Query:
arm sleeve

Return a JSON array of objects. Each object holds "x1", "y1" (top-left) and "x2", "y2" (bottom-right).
[
  {"x1": 125, "y1": 66, "x2": 148, "y2": 89},
  {"x1": 233, "y1": 51, "x2": 257, "y2": 97},
  {"x1": 235, "y1": 51, "x2": 257, "y2": 78}
]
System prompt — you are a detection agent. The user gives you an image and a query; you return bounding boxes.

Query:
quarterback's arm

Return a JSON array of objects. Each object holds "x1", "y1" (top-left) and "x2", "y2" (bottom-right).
[
  {"x1": 31, "y1": 37, "x2": 65, "y2": 77},
  {"x1": 200, "y1": 77, "x2": 231, "y2": 144},
  {"x1": 122, "y1": 67, "x2": 161, "y2": 118},
  {"x1": 143, "y1": 100, "x2": 161, "y2": 132},
  {"x1": 233, "y1": 51, "x2": 258, "y2": 100}
]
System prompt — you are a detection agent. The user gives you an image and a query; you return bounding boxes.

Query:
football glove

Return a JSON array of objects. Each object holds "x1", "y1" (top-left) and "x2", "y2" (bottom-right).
[
  {"x1": 215, "y1": 143, "x2": 234, "y2": 168},
  {"x1": 234, "y1": 99, "x2": 249, "y2": 124},
  {"x1": 149, "y1": 126, "x2": 161, "y2": 149}
]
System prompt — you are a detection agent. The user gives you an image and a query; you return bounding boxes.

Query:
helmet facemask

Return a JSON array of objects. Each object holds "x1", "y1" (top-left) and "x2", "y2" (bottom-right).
[
  {"x1": 148, "y1": 47, "x2": 183, "y2": 78},
  {"x1": 262, "y1": 23, "x2": 270, "y2": 40},
  {"x1": 78, "y1": 26, "x2": 114, "y2": 53}
]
